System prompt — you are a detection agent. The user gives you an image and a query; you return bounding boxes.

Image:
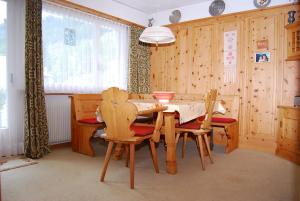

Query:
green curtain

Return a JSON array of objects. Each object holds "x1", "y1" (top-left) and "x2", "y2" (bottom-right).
[
  {"x1": 128, "y1": 26, "x2": 151, "y2": 94},
  {"x1": 24, "y1": 0, "x2": 50, "y2": 159}
]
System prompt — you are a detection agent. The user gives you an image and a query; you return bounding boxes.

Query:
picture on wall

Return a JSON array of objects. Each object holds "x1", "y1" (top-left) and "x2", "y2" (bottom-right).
[
  {"x1": 255, "y1": 52, "x2": 270, "y2": 63},
  {"x1": 223, "y1": 30, "x2": 237, "y2": 83}
]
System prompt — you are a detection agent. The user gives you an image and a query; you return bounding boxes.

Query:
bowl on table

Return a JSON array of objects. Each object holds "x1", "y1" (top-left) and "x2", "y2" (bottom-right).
[{"x1": 152, "y1": 91, "x2": 175, "y2": 103}]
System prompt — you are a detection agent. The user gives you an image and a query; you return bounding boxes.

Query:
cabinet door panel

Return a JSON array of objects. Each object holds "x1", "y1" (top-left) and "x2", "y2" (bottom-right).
[{"x1": 247, "y1": 15, "x2": 277, "y2": 139}]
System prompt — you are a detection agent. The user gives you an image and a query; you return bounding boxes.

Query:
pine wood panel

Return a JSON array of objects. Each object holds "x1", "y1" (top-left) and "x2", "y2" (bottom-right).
[
  {"x1": 246, "y1": 15, "x2": 278, "y2": 148},
  {"x1": 189, "y1": 25, "x2": 213, "y2": 94},
  {"x1": 150, "y1": 46, "x2": 166, "y2": 91},
  {"x1": 150, "y1": 4, "x2": 300, "y2": 153},
  {"x1": 213, "y1": 21, "x2": 241, "y2": 96}
]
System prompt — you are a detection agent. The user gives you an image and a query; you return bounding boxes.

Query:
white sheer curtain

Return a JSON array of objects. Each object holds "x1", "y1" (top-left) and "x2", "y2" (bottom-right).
[
  {"x1": 0, "y1": 0, "x2": 25, "y2": 157},
  {"x1": 42, "y1": 2, "x2": 129, "y2": 93}
]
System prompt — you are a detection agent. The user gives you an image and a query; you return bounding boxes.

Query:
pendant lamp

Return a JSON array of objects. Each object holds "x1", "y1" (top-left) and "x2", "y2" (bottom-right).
[{"x1": 139, "y1": 20, "x2": 175, "y2": 45}]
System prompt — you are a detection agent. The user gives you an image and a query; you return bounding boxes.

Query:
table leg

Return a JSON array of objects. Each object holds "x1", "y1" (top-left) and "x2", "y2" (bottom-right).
[{"x1": 164, "y1": 113, "x2": 177, "y2": 174}]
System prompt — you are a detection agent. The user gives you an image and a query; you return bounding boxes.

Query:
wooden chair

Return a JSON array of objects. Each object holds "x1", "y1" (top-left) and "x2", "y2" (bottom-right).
[
  {"x1": 175, "y1": 89, "x2": 217, "y2": 170},
  {"x1": 99, "y1": 87, "x2": 167, "y2": 189},
  {"x1": 70, "y1": 94, "x2": 105, "y2": 156}
]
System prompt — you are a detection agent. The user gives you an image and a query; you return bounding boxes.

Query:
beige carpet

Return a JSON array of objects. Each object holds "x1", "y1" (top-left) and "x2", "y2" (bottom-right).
[{"x1": 2, "y1": 141, "x2": 300, "y2": 201}]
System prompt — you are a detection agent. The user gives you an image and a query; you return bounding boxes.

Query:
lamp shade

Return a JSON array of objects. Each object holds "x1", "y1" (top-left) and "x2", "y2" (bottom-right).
[{"x1": 139, "y1": 26, "x2": 175, "y2": 44}]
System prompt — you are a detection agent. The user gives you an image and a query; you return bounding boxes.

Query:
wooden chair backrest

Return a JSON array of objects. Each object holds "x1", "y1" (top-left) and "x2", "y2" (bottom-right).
[
  {"x1": 101, "y1": 88, "x2": 167, "y2": 141},
  {"x1": 213, "y1": 95, "x2": 240, "y2": 120},
  {"x1": 202, "y1": 89, "x2": 217, "y2": 130},
  {"x1": 72, "y1": 94, "x2": 102, "y2": 121},
  {"x1": 101, "y1": 87, "x2": 137, "y2": 140}
]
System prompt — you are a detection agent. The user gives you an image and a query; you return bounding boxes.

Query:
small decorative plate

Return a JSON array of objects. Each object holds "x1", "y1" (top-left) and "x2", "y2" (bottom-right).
[
  {"x1": 209, "y1": 0, "x2": 225, "y2": 16},
  {"x1": 253, "y1": 0, "x2": 271, "y2": 8},
  {"x1": 169, "y1": 10, "x2": 181, "y2": 24}
]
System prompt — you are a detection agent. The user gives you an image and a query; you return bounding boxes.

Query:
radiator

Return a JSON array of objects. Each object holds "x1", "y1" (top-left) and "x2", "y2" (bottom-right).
[{"x1": 45, "y1": 95, "x2": 71, "y2": 145}]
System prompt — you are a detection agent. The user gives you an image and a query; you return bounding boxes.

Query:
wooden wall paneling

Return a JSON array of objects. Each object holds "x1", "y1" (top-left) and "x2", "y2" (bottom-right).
[
  {"x1": 244, "y1": 14, "x2": 279, "y2": 152},
  {"x1": 164, "y1": 43, "x2": 174, "y2": 91},
  {"x1": 212, "y1": 20, "x2": 246, "y2": 143},
  {"x1": 274, "y1": 11, "x2": 285, "y2": 150},
  {"x1": 165, "y1": 27, "x2": 178, "y2": 92},
  {"x1": 176, "y1": 27, "x2": 192, "y2": 93},
  {"x1": 241, "y1": 17, "x2": 252, "y2": 146},
  {"x1": 150, "y1": 45, "x2": 166, "y2": 91},
  {"x1": 188, "y1": 25, "x2": 213, "y2": 94},
  {"x1": 212, "y1": 20, "x2": 242, "y2": 96},
  {"x1": 149, "y1": 4, "x2": 300, "y2": 153},
  {"x1": 239, "y1": 18, "x2": 248, "y2": 143},
  {"x1": 176, "y1": 27, "x2": 191, "y2": 93}
]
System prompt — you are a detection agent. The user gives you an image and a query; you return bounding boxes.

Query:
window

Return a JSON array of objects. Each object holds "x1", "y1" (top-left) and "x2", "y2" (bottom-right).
[
  {"x1": 42, "y1": 2, "x2": 129, "y2": 93},
  {"x1": 0, "y1": 0, "x2": 7, "y2": 128},
  {"x1": 0, "y1": 0, "x2": 25, "y2": 156}
]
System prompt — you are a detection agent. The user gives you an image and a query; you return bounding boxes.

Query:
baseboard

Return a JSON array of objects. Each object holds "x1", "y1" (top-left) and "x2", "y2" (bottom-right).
[{"x1": 50, "y1": 142, "x2": 71, "y2": 149}]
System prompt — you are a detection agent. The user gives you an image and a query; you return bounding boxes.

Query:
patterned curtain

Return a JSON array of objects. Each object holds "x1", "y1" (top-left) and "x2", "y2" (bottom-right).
[
  {"x1": 128, "y1": 26, "x2": 151, "y2": 93},
  {"x1": 24, "y1": 0, "x2": 50, "y2": 158}
]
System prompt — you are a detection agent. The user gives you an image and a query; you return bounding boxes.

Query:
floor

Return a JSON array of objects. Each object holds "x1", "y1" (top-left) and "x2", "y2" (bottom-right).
[{"x1": 2, "y1": 140, "x2": 300, "y2": 201}]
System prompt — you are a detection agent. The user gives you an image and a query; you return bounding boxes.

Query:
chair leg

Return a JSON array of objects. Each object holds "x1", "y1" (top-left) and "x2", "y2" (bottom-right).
[
  {"x1": 175, "y1": 133, "x2": 180, "y2": 144},
  {"x1": 195, "y1": 136, "x2": 199, "y2": 147},
  {"x1": 209, "y1": 130, "x2": 214, "y2": 150},
  {"x1": 129, "y1": 144, "x2": 135, "y2": 189},
  {"x1": 182, "y1": 133, "x2": 188, "y2": 158},
  {"x1": 100, "y1": 141, "x2": 114, "y2": 182},
  {"x1": 149, "y1": 140, "x2": 159, "y2": 173},
  {"x1": 197, "y1": 135, "x2": 205, "y2": 170},
  {"x1": 203, "y1": 134, "x2": 214, "y2": 164},
  {"x1": 125, "y1": 145, "x2": 129, "y2": 167}
]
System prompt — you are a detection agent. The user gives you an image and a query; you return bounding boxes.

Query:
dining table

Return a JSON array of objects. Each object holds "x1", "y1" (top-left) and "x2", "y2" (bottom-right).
[
  {"x1": 106, "y1": 98, "x2": 225, "y2": 175},
  {"x1": 129, "y1": 99, "x2": 209, "y2": 174}
]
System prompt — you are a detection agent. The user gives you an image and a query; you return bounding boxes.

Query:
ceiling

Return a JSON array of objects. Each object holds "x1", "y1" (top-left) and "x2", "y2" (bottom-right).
[{"x1": 112, "y1": 0, "x2": 210, "y2": 14}]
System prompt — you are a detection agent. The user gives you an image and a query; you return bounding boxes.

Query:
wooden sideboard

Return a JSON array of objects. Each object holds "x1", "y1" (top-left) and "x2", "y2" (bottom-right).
[{"x1": 276, "y1": 106, "x2": 300, "y2": 164}]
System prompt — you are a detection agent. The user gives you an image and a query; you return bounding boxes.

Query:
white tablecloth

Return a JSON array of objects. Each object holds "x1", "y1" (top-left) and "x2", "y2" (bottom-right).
[
  {"x1": 97, "y1": 99, "x2": 226, "y2": 124},
  {"x1": 130, "y1": 99, "x2": 206, "y2": 124}
]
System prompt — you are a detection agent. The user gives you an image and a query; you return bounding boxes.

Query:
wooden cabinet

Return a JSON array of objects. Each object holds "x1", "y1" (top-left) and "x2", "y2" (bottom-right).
[
  {"x1": 286, "y1": 21, "x2": 300, "y2": 61},
  {"x1": 276, "y1": 106, "x2": 300, "y2": 164}
]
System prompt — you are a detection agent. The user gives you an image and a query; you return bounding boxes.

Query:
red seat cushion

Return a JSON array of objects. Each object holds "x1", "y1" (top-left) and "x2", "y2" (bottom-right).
[
  {"x1": 130, "y1": 125, "x2": 155, "y2": 136},
  {"x1": 175, "y1": 122, "x2": 201, "y2": 129},
  {"x1": 78, "y1": 118, "x2": 99, "y2": 124},
  {"x1": 176, "y1": 114, "x2": 205, "y2": 121},
  {"x1": 212, "y1": 117, "x2": 236, "y2": 123},
  {"x1": 197, "y1": 115, "x2": 206, "y2": 122}
]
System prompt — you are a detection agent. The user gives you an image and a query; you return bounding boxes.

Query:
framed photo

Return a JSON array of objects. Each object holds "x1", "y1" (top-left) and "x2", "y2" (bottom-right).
[
  {"x1": 253, "y1": 0, "x2": 271, "y2": 8},
  {"x1": 255, "y1": 52, "x2": 271, "y2": 63},
  {"x1": 256, "y1": 39, "x2": 268, "y2": 49}
]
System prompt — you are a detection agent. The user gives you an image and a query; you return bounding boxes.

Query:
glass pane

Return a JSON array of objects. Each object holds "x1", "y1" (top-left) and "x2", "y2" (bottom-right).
[
  {"x1": 42, "y1": 10, "x2": 97, "y2": 90},
  {"x1": 0, "y1": 0, "x2": 7, "y2": 128},
  {"x1": 42, "y1": 3, "x2": 128, "y2": 93}
]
